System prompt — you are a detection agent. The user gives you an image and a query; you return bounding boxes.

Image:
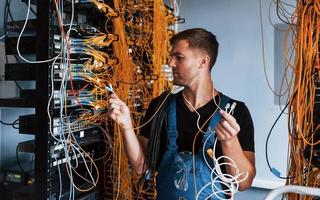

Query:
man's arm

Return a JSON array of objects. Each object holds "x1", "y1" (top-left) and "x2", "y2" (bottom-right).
[
  {"x1": 108, "y1": 94, "x2": 149, "y2": 175},
  {"x1": 215, "y1": 110, "x2": 256, "y2": 191}
]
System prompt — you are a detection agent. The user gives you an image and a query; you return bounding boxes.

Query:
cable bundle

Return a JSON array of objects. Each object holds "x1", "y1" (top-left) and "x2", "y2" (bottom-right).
[
  {"x1": 89, "y1": 0, "x2": 181, "y2": 199},
  {"x1": 285, "y1": 1, "x2": 320, "y2": 199}
]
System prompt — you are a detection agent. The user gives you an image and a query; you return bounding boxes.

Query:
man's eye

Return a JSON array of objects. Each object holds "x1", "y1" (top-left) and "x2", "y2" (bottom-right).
[{"x1": 177, "y1": 56, "x2": 183, "y2": 60}]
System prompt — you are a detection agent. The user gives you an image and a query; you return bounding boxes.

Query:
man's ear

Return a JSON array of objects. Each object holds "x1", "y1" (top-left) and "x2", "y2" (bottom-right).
[{"x1": 200, "y1": 55, "x2": 210, "y2": 69}]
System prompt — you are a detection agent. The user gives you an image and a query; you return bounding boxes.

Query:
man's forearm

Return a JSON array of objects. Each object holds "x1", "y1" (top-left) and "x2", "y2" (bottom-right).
[
  {"x1": 120, "y1": 126, "x2": 147, "y2": 175},
  {"x1": 220, "y1": 138, "x2": 256, "y2": 191},
  {"x1": 107, "y1": 94, "x2": 148, "y2": 175}
]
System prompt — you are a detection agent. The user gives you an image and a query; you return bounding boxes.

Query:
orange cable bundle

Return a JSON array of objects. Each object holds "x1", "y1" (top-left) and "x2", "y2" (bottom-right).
[
  {"x1": 85, "y1": 0, "x2": 179, "y2": 199},
  {"x1": 286, "y1": 1, "x2": 320, "y2": 199},
  {"x1": 152, "y1": 0, "x2": 171, "y2": 97}
]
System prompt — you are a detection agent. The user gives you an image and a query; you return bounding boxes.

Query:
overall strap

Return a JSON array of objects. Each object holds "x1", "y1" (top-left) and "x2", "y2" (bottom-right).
[
  {"x1": 167, "y1": 94, "x2": 178, "y2": 151},
  {"x1": 203, "y1": 94, "x2": 230, "y2": 150}
]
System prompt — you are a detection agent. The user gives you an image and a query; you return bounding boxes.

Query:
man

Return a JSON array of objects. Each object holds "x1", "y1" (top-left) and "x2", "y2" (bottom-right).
[{"x1": 108, "y1": 28, "x2": 256, "y2": 199}]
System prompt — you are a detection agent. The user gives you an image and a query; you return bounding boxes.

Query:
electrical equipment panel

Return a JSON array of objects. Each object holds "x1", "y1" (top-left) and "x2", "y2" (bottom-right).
[{"x1": 1, "y1": 0, "x2": 182, "y2": 199}]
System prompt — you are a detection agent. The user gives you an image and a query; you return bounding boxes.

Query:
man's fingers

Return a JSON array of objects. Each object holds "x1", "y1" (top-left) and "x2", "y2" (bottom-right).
[
  {"x1": 111, "y1": 109, "x2": 121, "y2": 116},
  {"x1": 107, "y1": 108, "x2": 120, "y2": 119},
  {"x1": 109, "y1": 96, "x2": 126, "y2": 106},
  {"x1": 109, "y1": 93, "x2": 118, "y2": 99},
  {"x1": 215, "y1": 125, "x2": 226, "y2": 140},
  {"x1": 220, "y1": 120, "x2": 235, "y2": 135},
  {"x1": 219, "y1": 110, "x2": 239, "y2": 131},
  {"x1": 108, "y1": 112, "x2": 117, "y2": 120},
  {"x1": 109, "y1": 103, "x2": 121, "y2": 111},
  {"x1": 215, "y1": 118, "x2": 240, "y2": 141},
  {"x1": 219, "y1": 110, "x2": 235, "y2": 122}
]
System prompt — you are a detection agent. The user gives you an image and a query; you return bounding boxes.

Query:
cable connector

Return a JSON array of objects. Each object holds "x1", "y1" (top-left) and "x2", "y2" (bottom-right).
[
  {"x1": 206, "y1": 148, "x2": 214, "y2": 159},
  {"x1": 106, "y1": 84, "x2": 114, "y2": 94},
  {"x1": 271, "y1": 167, "x2": 281, "y2": 178},
  {"x1": 229, "y1": 102, "x2": 237, "y2": 115},
  {"x1": 224, "y1": 103, "x2": 230, "y2": 112}
]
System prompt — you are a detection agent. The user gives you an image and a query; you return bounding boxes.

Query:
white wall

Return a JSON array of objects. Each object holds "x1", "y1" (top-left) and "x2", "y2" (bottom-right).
[{"x1": 179, "y1": 0, "x2": 296, "y2": 198}]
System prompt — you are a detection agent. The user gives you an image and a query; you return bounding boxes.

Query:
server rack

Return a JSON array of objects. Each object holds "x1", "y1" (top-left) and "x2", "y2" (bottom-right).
[
  {"x1": 1, "y1": 0, "x2": 107, "y2": 199},
  {"x1": 1, "y1": 0, "x2": 181, "y2": 199}
]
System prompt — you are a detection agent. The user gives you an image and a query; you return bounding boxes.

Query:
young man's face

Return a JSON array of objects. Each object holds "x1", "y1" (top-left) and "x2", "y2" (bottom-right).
[{"x1": 169, "y1": 39, "x2": 204, "y2": 86}]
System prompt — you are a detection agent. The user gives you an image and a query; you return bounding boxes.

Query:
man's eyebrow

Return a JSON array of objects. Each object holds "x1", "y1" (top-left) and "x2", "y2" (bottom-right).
[{"x1": 170, "y1": 52, "x2": 183, "y2": 56}]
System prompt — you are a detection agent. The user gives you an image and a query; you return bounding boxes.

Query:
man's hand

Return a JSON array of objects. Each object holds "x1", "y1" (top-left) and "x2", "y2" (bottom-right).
[
  {"x1": 214, "y1": 110, "x2": 241, "y2": 146},
  {"x1": 107, "y1": 94, "x2": 133, "y2": 130},
  {"x1": 214, "y1": 109, "x2": 256, "y2": 191},
  {"x1": 107, "y1": 93, "x2": 147, "y2": 175}
]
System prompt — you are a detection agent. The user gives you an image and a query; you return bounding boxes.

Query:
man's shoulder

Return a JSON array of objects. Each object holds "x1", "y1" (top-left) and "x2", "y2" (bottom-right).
[
  {"x1": 147, "y1": 90, "x2": 174, "y2": 110},
  {"x1": 220, "y1": 93, "x2": 247, "y2": 108},
  {"x1": 219, "y1": 93, "x2": 251, "y2": 118},
  {"x1": 151, "y1": 90, "x2": 171, "y2": 103}
]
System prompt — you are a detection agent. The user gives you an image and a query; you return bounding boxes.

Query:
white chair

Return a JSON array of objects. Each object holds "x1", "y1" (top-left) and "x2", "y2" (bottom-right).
[{"x1": 265, "y1": 185, "x2": 320, "y2": 200}]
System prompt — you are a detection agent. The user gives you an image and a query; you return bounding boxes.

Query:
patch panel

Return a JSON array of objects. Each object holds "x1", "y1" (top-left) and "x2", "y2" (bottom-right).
[{"x1": 52, "y1": 118, "x2": 98, "y2": 136}]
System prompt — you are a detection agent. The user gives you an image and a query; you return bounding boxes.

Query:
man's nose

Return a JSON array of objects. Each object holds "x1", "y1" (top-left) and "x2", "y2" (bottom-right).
[{"x1": 168, "y1": 57, "x2": 175, "y2": 68}]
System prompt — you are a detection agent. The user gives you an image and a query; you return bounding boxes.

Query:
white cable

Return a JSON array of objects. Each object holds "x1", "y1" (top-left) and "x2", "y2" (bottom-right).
[
  {"x1": 16, "y1": 0, "x2": 59, "y2": 63},
  {"x1": 55, "y1": 1, "x2": 76, "y2": 199},
  {"x1": 196, "y1": 175, "x2": 234, "y2": 200},
  {"x1": 211, "y1": 129, "x2": 248, "y2": 183},
  {"x1": 69, "y1": 135, "x2": 80, "y2": 169},
  {"x1": 59, "y1": 0, "x2": 98, "y2": 192},
  {"x1": 182, "y1": 92, "x2": 206, "y2": 133},
  {"x1": 47, "y1": 55, "x2": 63, "y2": 141},
  {"x1": 0, "y1": 32, "x2": 7, "y2": 40},
  {"x1": 59, "y1": 118, "x2": 74, "y2": 200},
  {"x1": 196, "y1": 102, "x2": 248, "y2": 199},
  {"x1": 54, "y1": 156, "x2": 63, "y2": 200},
  {"x1": 200, "y1": 134, "x2": 239, "y2": 198},
  {"x1": 196, "y1": 181, "x2": 217, "y2": 200},
  {"x1": 48, "y1": 0, "x2": 99, "y2": 198},
  {"x1": 209, "y1": 177, "x2": 234, "y2": 200},
  {"x1": 68, "y1": 142, "x2": 98, "y2": 186}
]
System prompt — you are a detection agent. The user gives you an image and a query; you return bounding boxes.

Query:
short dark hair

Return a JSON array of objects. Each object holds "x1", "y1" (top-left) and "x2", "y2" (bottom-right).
[{"x1": 170, "y1": 28, "x2": 219, "y2": 69}]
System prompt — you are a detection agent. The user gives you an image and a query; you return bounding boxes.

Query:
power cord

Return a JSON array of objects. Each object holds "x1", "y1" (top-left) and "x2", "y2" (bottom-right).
[{"x1": 0, "y1": 119, "x2": 19, "y2": 129}]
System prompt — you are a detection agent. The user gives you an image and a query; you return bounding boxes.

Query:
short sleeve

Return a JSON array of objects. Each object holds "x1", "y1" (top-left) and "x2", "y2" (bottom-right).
[
  {"x1": 235, "y1": 102, "x2": 255, "y2": 152},
  {"x1": 140, "y1": 91, "x2": 170, "y2": 138}
]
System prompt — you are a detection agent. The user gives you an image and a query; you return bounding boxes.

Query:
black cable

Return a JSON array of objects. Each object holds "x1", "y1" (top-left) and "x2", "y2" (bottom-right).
[
  {"x1": 21, "y1": 0, "x2": 37, "y2": 16},
  {"x1": 12, "y1": 118, "x2": 19, "y2": 129},
  {"x1": 4, "y1": 0, "x2": 13, "y2": 63},
  {"x1": 0, "y1": 118, "x2": 19, "y2": 130},
  {"x1": 274, "y1": 0, "x2": 295, "y2": 26},
  {"x1": 265, "y1": 70, "x2": 319, "y2": 179},
  {"x1": 0, "y1": 118, "x2": 18, "y2": 126},
  {"x1": 0, "y1": 120, "x2": 14, "y2": 126},
  {"x1": 29, "y1": 5, "x2": 36, "y2": 16},
  {"x1": 16, "y1": 145, "x2": 35, "y2": 178},
  {"x1": 265, "y1": 91, "x2": 296, "y2": 179},
  {"x1": 3, "y1": 0, "x2": 14, "y2": 33}
]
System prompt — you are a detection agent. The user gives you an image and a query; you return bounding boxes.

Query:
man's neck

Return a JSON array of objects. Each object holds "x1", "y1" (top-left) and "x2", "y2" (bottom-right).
[{"x1": 182, "y1": 80, "x2": 217, "y2": 110}]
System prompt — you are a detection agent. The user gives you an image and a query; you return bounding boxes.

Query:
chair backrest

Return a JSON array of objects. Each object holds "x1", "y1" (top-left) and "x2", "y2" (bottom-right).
[{"x1": 265, "y1": 185, "x2": 320, "y2": 200}]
